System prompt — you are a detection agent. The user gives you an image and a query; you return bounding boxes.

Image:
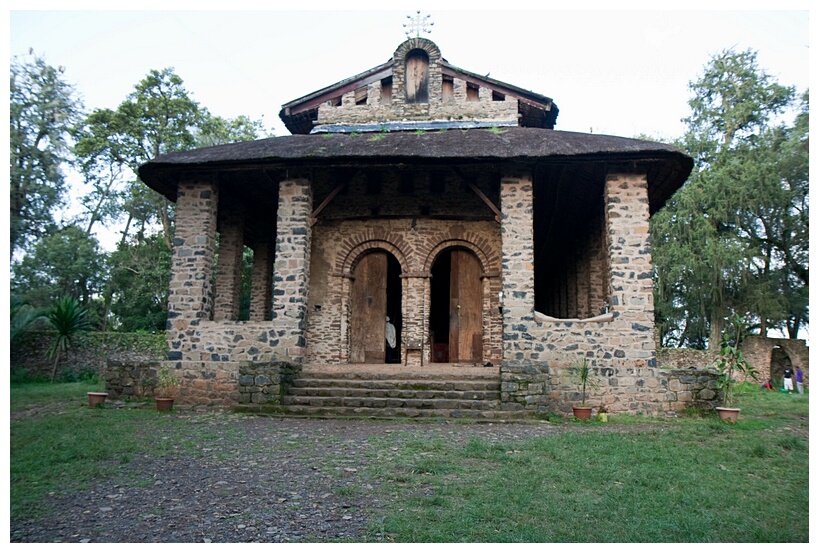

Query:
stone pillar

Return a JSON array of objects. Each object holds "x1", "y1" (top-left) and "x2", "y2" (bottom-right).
[
  {"x1": 605, "y1": 171, "x2": 656, "y2": 364},
  {"x1": 401, "y1": 273, "x2": 429, "y2": 366},
  {"x1": 166, "y1": 178, "x2": 218, "y2": 359},
  {"x1": 249, "y1": 239, "x2": 274, "y2": 321},
  {"x1": 272, "y1": 178, "x2": 313, "y2": 363},
  {"x1": 213, "y1": 207, "x2": 244, "y2": 321},
  {"x1": 499, "y1": 172, "x2": 535, "y2": 365}
]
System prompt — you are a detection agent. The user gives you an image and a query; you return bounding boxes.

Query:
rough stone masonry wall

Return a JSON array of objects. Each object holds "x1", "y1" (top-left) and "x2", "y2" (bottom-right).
[
  {"x1": 741, "y1": 335, "x2": 809, "y2": 387},
  {"x1": 500, "y1": 170, "x2": 673, "y2": 415},
  {"x1": 103, "y1": 360, "x2": 296, "y2": 406}
]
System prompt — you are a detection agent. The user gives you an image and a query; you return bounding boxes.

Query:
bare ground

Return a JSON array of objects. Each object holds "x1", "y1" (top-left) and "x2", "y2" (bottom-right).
[{"x1": 11, "y1": 411, "x2": 594, "y2": 543}]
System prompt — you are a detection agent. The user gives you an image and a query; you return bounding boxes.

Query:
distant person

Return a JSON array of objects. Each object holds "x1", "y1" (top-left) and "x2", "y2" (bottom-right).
[
  {"x1": 385, "y1": 316, "x2": 397, "y2": 363},
  {"x1": 795, "y1": 366, "x2": 804, "y2": 394},
  {"x1": 783, "y1": 366, "x2": 794, "y2": 393},
  {"x1": 760, "y1": 381, "x2": 772, "y2": 391}
]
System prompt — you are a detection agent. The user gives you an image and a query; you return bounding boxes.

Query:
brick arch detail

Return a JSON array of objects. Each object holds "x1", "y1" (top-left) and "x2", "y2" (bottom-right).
[
  {"x1": 339, "y1": 238, "x2": 408, "y2": 275},
  {"x1": 422, "y1": 238, "x2": 497, "y2": 275}
]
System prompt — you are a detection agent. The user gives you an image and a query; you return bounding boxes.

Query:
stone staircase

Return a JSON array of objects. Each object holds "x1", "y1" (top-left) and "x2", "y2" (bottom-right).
[{"x1": 280, "y1": 363, "x2": 520, "y2": 419}]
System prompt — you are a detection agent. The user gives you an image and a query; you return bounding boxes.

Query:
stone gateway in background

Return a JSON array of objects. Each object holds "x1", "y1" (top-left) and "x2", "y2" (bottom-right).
[{"x1": 134, "y1": 35, "x2": 699, "y2": 416}]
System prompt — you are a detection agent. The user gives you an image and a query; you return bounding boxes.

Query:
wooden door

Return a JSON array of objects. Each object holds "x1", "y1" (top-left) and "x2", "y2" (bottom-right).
[
  {"x1": 448, "y1": 250, "x2": 483, "y2": 363},
  {"x1": 350, "y1": 252, "x2": 387, "y2": 363}
]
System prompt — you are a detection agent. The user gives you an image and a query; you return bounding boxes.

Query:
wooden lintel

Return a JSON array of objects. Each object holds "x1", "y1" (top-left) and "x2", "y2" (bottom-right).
[{"x1": 466, "y1": 180, "x2": 502, "y2": 224}]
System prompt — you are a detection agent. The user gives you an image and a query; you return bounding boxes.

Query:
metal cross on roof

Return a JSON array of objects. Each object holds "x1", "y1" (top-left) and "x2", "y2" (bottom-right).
[{"x1": 403, "y1": 11, "x2": 433, "y2": 39}]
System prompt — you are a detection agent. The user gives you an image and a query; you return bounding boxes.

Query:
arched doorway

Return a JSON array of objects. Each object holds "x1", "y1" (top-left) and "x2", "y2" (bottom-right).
[
  {"x1": 770, "y1": 345, "x2": 793, "y2": 388},
  {"x1": 429, "y1": 247, "x2": 483, "y2": 363},
  {"x1": 349, "y1": 250, "x2": 402, "y2": 363}
]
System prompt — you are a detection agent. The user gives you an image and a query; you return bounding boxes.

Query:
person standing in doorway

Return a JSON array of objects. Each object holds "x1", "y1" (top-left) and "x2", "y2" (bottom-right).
[
  {"x1": 795, "y1": 366, "x2": 804, "y2": 394},
  {"x1": 783, "y1": 366, "x2": 794, "y2": 393},
  {"x1": 385, "y1": 316, "x2": 397, "y2": 363}
]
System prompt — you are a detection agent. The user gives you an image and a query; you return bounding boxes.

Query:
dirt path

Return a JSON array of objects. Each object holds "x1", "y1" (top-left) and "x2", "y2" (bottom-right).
[{"x1": 12, "y1": 414, "x2": 591, "y2": 543}]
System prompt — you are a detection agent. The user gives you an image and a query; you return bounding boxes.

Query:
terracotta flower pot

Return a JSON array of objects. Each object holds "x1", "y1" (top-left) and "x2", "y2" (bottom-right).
[
  {"x1": 572, "y1": 406, "x2": 593, "y2": 420},
  {"x1": 155, "y1": 397, "x2": 175, "y2": 412},
  {"x1": 716, "y1": 406, "x2": 740, "y2": 423},
  {"x1": 87, "y1": 392, "x2": 108, "y2": 408}
]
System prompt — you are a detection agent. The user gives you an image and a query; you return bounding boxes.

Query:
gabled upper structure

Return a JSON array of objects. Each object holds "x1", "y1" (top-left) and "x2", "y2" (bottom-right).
[{"x1": 279, "y1": 37, "x2": 558, "y2": 135}]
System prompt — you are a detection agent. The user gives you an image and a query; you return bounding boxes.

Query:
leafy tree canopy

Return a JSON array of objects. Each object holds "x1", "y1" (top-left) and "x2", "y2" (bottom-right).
[
  {"x1": 653, "y1": 49, "x2": 808, "y2": 348},
  {"x1": 10, "y1": 51, "x2": 83, "y2": 257}
]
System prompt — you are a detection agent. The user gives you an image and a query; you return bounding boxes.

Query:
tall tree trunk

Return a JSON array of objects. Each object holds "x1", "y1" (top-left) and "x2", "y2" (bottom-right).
[
  {"x1": 51, "y1": 349, "x2": 62, "y2": 382},
  {"x1": 709, "y1": 312, "x2": 724, "y2": 351}
]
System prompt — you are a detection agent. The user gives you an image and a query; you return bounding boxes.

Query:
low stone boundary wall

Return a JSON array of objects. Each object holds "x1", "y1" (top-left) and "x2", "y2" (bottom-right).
[
  {"x1": 103, "y1": 359, "x2": 299, "y2": 406},
  {"x1": 12, "y1": 331, "x2": 167, "y2": 381},
  {"x1": 501, "y1": 363, "x2": 721, "y2": 416},
  {"x1": 665, "y1": 367, "x2": 721, "y2": 411}
]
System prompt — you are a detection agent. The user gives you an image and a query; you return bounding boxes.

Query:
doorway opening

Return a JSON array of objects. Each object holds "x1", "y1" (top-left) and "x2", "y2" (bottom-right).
[
  {"x1": 770, "y1": 345, "x2": 793, "y2": 389},
  {"x1": 349, "y1": 250, "x2": 402, "y2": 363},
  {"x1": 429, "y1": 247, "x2": 483, "y2": 363}
]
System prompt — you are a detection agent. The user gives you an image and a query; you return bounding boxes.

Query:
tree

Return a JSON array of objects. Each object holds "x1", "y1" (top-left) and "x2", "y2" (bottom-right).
[
  {"x1": 72, "y1": 69, "x2": 266, "y2": 331},
  {"x1": 652, "y1": 49, "x2": 806, "y2": 348},
  {"x1": 10, "y1": 51, "x2": 83, "y2": 258},
  {"x1": 107, "y1": 233, "x2": 171, "y2": 332},
  {"x1": 196, "y1": 112, "x2": 267, "y2": 148},
  {"x1": 74, "y1": 69, "x2": 202, "y2": 250},
  {"x1": 46, "y1": 296, "x2": 91, "y2": 381},
  {"x1": 73, "y1": 108, "x2": 130, "y2": 238},
  {"x1": 11, "y1": 226, "x2": 107, "y2": 314}
]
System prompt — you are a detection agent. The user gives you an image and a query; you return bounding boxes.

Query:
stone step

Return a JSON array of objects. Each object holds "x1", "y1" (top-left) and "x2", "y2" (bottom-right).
[
  {"x1": 279, "y1": 404, "x2": 528, "y2": 420},
  {"x1": 280, "y1": 363, "x2": 505, "y2": 419},
  {"x1": 291, "y1": 378, "x2": 499, "y2": 392},
  {"x1": 297, "y1": 369, "x2": 498, "y2": 382},
  {"x1": 282, "y1": 395, "x2": 500, "y2": 410},
  {"x1": 287, "y1": 386, "x2": 498, "y2": 400}
]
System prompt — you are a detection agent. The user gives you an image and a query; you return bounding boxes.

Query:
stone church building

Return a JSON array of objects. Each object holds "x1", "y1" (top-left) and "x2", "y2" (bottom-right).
[{"x1": 137, "y1": 36, "x2": 696, "y2": 416}]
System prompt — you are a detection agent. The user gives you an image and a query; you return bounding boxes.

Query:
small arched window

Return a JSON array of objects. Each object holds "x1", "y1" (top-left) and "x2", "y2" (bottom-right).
[{"x1": 405, "y1": 49, "x2": 429, "y2": 104}]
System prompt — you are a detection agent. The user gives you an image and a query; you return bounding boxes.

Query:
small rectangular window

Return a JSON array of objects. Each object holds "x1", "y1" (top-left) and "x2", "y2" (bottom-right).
[
  {"x1": 467, "y1": 83, "x2": 479, "y2": 102},
  {"x1": 355, "y1": 86, "x2": 367, "y2": 106},
  {"x1": 442, "y1": 77, "x2": 454, "y2": 102},
  {"x1": 381, "y1": 77, "x2": 393, "y2": 103}
]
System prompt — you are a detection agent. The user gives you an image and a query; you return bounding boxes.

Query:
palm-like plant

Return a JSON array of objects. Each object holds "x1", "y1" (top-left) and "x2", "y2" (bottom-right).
[
  {"x1": 712, "y1": 314, "x2": 759, "y2": 407},
  {"x1": 11, "y1": 295, "x2": 45, "y2": 344},
  {"x1": 573, "y1": 356, "x2": 599, "y2": 407},
  {"x1": 47, "y1": 296, "x2": 91, "y2": 382}
]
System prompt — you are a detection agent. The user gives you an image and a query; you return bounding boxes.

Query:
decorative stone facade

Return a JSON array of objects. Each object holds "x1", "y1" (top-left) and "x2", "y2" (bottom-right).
[{"x1": 316, "y1": 39, "x2": 521, "y2": 131}]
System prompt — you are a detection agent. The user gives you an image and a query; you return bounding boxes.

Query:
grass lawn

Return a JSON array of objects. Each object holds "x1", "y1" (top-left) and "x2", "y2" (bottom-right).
[{"x1": 9, "y1": 380, "x2": 809, "y2": 542}]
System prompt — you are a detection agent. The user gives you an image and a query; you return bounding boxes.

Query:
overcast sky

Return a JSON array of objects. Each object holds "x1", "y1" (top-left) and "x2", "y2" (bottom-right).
[{"x1": 8, "y1": 5, "x2": 810, "y2": 141}]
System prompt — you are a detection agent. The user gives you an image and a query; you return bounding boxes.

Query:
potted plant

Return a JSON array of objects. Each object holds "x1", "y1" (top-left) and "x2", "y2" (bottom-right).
[
  {"x1": 711, "y1": 314, "x2": 759, "y2": 423},
  {"x1": 571, "y1": 356, "x2": 598, "y2": 420},
  {"x1": 154, "y1": 366, "x2": 180, "y2": 412},
  {"x1": 87, "y1": 391, "x2": 108, "y2": 408}
]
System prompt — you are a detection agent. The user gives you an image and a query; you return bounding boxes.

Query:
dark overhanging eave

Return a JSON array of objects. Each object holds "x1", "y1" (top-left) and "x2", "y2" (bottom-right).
[
  {"x1": 138, "y1": 129, "x2": 692, "y2": 209},
  {"x1": 140, "y1": 151, "x2": 691, "y2": 209}
]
